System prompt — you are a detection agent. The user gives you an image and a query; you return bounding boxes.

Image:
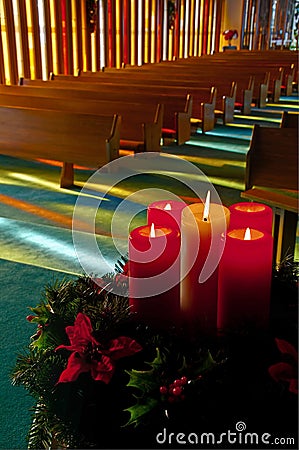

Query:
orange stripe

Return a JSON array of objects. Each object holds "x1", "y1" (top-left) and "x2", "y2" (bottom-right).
[
  {"x1": 36, "y1": 158, "x2": 94, "y2": 170},
  {"x1": 0, "y1": 193, "x2": 115, "y2": 237},
  {"x1": 0, "y1": 193, "x2": 74, "y2": 228}
]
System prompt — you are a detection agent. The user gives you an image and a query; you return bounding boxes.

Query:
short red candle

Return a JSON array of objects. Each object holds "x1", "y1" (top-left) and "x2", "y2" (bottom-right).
[
  {"x1": 147, "y1": 200, "x2": 186, "y2": 316},
  {"x1": 217, "y1": 228, "x2": 273, "y2": 331},
  {"x1": 129, "y1": 224, "x2": 181, "y2": 328},
  {"x1": 147, "y1": 200, "x2": 186, "y2": 231},
  {"x1": 229, "y1": 202, "x2": 273, "y2": 234}
]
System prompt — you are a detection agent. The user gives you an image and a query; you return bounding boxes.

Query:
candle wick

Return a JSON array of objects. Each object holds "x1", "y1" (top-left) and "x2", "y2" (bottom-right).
[{"x1": 203, "y1": 190, "x2": 210, "y2": 222}]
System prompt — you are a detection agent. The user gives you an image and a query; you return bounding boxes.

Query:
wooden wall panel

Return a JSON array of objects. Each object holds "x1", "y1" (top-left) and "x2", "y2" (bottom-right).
[
  {"x1": 44, "y1": 0, "x2": 53, "y2": 76},
  {"x1": 2, "y1": 0, "x2": 292, "y2": 83},
  {"x1": 0, "y1": 17, "x2": 5, "y2": 84},
  {"x1": 18, "y1": 0, "x2": 30, "y2": 78},
  {"x1": 4, "y1": 0, "x2": 18, "y2": 84}
]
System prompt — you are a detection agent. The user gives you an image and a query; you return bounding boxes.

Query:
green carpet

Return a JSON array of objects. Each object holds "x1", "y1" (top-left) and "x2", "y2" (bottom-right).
[
  {"x1": 0, "y1": 259, "x2": 77, "y2": 450},
  {"x1": 0, "y1": 95, "x2": 298, "y2": 449}
]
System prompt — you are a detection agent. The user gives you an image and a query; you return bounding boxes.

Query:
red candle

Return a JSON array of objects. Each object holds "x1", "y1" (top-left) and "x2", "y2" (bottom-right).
[
  {"x1": 229, "y1": 202, "x2": 273, "y2": 234},
  {"x1": 180, "y1": 195, "x2": 230, "y2": 334},
  {"x1": 147, "y1": 200, "x2": 186, "y2": 231},
  {"x1": 129, "y1": 223, "x2": 181, "y2": 328},
  {"x1": 147, "y1": 200, "x2": 186, "y2": 319},
  {"x1": 217, "y1": 227, "x2": 273, "y2": 331}
]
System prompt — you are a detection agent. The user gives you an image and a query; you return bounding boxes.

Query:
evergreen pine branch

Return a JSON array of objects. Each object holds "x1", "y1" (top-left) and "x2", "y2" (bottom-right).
[
  {"x1": 27, "y1": 402, "x2": 53, "y2": 449},
  {"x1": 11, "y1": 349, "x2": 66, "y2": 399},
  {"x1": 275, "y1": 255, "x2": 299, "y2": 286},
  {"x1": 28, "y1": 401, "x2": 79, "y2": 449}
]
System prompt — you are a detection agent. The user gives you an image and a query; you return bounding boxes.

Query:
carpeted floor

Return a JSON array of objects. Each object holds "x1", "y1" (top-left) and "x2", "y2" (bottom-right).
[{"x1": 0, "y1": 96, "x2": 298, "y2": 449}]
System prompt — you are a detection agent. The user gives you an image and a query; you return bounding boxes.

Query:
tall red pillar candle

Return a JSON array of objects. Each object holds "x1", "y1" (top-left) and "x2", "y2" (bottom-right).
[
  {"x1": 180, "y1": 200, "x2": 230, "y2": 334},
  {"x1": 147, "y1": 200, "x2": 186, "y2": 231},
  {"x1": 129, "y1": 224, "x2": 181, "y2": 328},
  {"x1": 229, "y1": 202, "x2": 273, "y2": 234},
  {"x1": 147, "y1": 200, "x2": 186, "y2": 322},
  {"x1": 217, "y1": 227, "x2": 273, "y2": 331}
]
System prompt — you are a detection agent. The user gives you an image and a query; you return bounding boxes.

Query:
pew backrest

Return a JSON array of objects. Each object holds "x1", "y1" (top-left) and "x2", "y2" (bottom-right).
[
  {"x1": 0, "y1": 105, "x2": 121, "y2": 187},
  {"x1": 0, "y1": 89, "x2": 163, "y2": 152},
  {"x1": 280, "y1": 111, "x2": 299, "y2": 129},
  {"x1": 243, "y1": 124, "x2": 298, "y2": 213}
]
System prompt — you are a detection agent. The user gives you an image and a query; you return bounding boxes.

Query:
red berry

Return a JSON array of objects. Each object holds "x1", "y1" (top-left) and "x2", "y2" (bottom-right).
[
  {"x1": 172, "y1": 386, "x2": 183, "y2": 396},
  {"x1": 180, "y1": 376, "x2": 188, "y2": 385},
  {"x1": 159, "y1": 386, "x2": 168, "y2": 395},
  {"x1": 26, "y1": 315, "x2": 35, "y2": 322},
  {"x1": 173, "y1": 379, "x2": 183, "y2": 387},
  {"x1": 168, "y1": 396, "x2": 176, "y2": 403}
]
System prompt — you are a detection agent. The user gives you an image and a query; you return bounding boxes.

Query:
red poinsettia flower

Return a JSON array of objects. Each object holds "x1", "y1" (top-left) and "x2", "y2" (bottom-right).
[
  {"x1": 268, "y1": 338, "x2": 298, "y2": 395},
  {"x1": 223, "y1": 29, "x2": 238, "y2": 41},
  {"x1": 56, "y1": 313, "x2": 142, "y2": 384}
]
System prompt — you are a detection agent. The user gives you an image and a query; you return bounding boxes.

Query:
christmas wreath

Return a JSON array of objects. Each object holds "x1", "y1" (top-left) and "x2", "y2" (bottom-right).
[{"x1": 11, "y1": 258, "x2": 298, "y2": 449}]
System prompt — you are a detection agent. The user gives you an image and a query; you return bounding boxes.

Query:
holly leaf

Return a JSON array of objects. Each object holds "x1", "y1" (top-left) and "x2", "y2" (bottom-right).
[
  {"x1": 29, "y1": 303, "x2": 53, "y2": 325},
  {"x1": 178, "y1": 350, "x2": 217, "y2": 379},
  {"x1": 200, "y1": 350, "x2": 217, "y2": 371},
  {"x1": 126, "y1": 368, "x2": 158, "y2": 394},
  {"x1": 126, "y1": 348, "x2": 164, "y2": 394},
  {"x1": 30, "y1": 329, "x2": 57, "y2": 351},
  {"x1": 124, "y1": 397, "x2": 158, "y2": 427},
  {"x1": 148, "y1": 347, "x2": 165, "y2": 368}
]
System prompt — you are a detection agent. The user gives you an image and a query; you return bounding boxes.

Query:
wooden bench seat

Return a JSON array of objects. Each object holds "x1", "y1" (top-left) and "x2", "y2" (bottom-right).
[
  {"x1": 142, "y1": 56, "x2": 292, "y2": 107},
  {"x1": 75, "y1": 61, "x2": 273, "y2": 117},
  {"x1": 15, "y1": 82, "x2": 194, "y2": 145},
  {"x1": 0, "y1": 105, "x2": 121, "y2": 188},
  {"x1": 54, "y1": 73, "x2": 236, "y2": 125},
  {"x1": 0, "y1": 88, "x2": 163, "y2": 152},
  {"x1": 242, "y1": 124, "x2": 298, "y2": 263}
]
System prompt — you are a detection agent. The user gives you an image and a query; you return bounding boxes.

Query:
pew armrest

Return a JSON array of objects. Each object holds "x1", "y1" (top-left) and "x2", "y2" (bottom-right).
[
  {"x1": 268, "y1": 79, "x2": 282, "y2": 103},
  {"x1": 201, "y1": 101, "x2": 215, "y2": 133},
  {"x1": 241, "y1": 187, "x2": 298, "y2": 214},
  {"x1": 223, "y1": 95, "x2": 235, "y2": 124},
  {"x1": 242, "y1": 89, "x2": 253, "y2": 115},
  {"x1": 143, "y1": 121, "x2": 162, "y2": 152},
  {"x1": 258, "y1": 83, "x2": 268, "y2": 108},
  {"x1": 176, "y1": 111, "x2": 191, "y2": 145},
  {"x1": 190, "y1": 101, "x2": 215, "y2": 134},
  {"x1": 106, "y1": 114, "x2": 121, "y2": 161}
]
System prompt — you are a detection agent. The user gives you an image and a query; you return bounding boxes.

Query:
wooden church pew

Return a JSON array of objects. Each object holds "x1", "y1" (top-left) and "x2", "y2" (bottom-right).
[
  {"x1": 280, "y1": 111, "x2": 299, "y2": 128},
  {"x1": 0, "y1": 105, "x2": 121, "y2": 188},
  {"x1": 53, "y1": 71, "x2": 237, "y2": 125},
  {"x1": 0, "y1": 87, "x2": 163, "y2": 152},
  {"x1": 16, "y1": 80, "x2": 195, "y2": 144},
  {"x1": 242, "y1": 124, "x2": 298, "y2": 264}
]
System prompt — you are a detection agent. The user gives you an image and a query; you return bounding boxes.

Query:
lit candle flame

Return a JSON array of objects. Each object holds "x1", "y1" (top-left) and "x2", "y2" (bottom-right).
[
  {"x1": 164, "y1": 203, "x2": 172, "y2": 210},
  {"x1": 203, "y1": 191, "x2": 210, "y2": 221},
  {"x1": 150, "y1": 223, "x2": 156, "y2": 237},
  {"x1": 244, "y1": 227, "x2": 251, "y2": 240}
]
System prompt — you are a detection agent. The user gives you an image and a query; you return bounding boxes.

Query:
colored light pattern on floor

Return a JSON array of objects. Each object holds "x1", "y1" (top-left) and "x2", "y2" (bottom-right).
[{"x1": 0, "y1": 97, "x2": 298, "y2": 273}]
